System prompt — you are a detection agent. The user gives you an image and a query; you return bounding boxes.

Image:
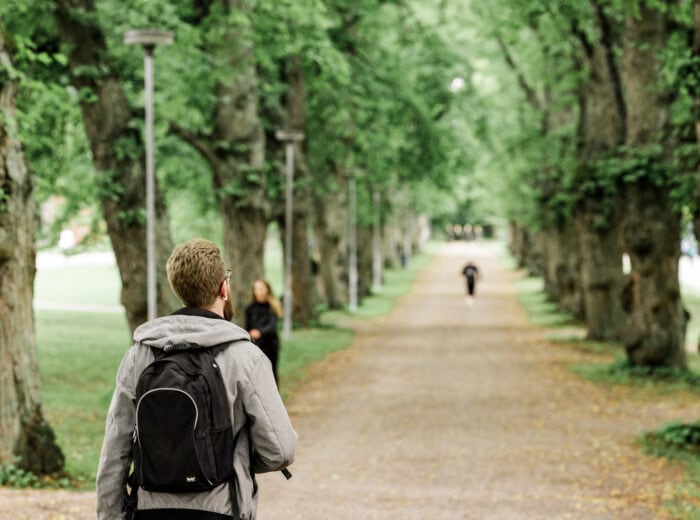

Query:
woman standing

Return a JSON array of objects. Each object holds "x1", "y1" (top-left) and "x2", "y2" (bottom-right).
[{"x1": 245, "y1": 279, "x2": 283, "y2": 384}]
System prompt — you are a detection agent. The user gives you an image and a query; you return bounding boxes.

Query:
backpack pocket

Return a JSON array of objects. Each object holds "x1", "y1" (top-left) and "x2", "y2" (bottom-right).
[{"x1": 136, "y1": 388, "x2": 212, "y2": 492}]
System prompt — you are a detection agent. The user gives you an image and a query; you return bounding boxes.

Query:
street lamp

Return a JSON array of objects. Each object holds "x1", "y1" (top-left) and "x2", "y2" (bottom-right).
[
  {"x1": 348, "y1": 172, "x2": 358, "y2": 312},
  {"x1": 275, "y1": 129, "x2": 305, "y2": 341},
  {"x1": 124, "y1": 29, "x2": 174, "y2": 321}
]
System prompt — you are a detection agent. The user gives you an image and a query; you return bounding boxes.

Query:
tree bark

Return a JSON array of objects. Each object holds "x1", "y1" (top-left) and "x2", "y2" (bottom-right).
[
  {"x1": 382, "y1": 220, "x2": 401, "y2": 270},
  {"x1": 311, "y1": 162, "x2": 348, "y2": 309},
  {"x1": 620, "y1": 180, "x2": 686, "y2": 368},
  {"x1": 357, "y1": 225, "x2": 373, "y2": 300},
  {"x1": 0, "y1": 31, "x2": 64, "y2": 474},
  {"x1": 507, "y1": 222, "x2": 541, "y2": 277},
  {"x1": 53, "y1": 0, "x2": 179, "y2": 332},
  {"x1": 574, "y1": 13, "x2": 628, "y2": 340},
  {"x1": 574, "y1": 200, "x2": 626, "y2": 340},
  {"x1": 284, "y1": 57, "x2": 318, "y2": 325},
  {"x1": 618, "y1": 4, "x2": 687, "y2": 368},
  {"x1": 693, "y1": 0, "x2": 700, "y2": 254},
  {"x1": 172, "y1": 1, "x2": 269, "y2": 324},
  {"x1": 539, "y1": 222, "x2": 584, "y2": 320}
]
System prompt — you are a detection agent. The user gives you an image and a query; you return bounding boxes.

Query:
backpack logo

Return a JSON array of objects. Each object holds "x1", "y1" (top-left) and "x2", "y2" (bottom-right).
[{"x1": 132, "y1": 346, "x2": 234, "y2": 493}]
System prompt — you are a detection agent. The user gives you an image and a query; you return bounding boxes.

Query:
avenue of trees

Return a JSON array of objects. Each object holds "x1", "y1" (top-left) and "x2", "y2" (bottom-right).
[
  {"x1": 0, "y1": 0, "x2": 698, "y2": 476},
  {"x1": 473, "y1": 0, "x2": 699, "y2": 373},
  {"x1": 0, "y1": 0, "x2": 480, "y2": 475}
]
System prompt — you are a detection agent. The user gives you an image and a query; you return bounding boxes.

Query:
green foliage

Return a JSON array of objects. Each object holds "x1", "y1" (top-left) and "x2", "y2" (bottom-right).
[
  {"x1": 643, "y1": 421, "x2": 700, "y2": 454},
  {"x1": 641, "y1": 425, "x2": 700, "y2": 518},
  {"x1": 514, "y1": 275, "x2": 579, "y2": 327},
  {"x1": 640, "y1": 420, "x2": 700, "y2": 519},
  {"x1": 571, "y1": 356, "x2": 700, "y2": 392},
  {"x1": 0, "y1": 460, "x2": 70, "y2": 489},
  {"x1": 595, "y1": 145, "x2": 673, "y2": 187}
]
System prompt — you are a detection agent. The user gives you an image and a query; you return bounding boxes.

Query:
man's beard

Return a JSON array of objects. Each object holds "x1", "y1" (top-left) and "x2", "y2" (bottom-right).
[{"x1": 223, "y1": 296, "x2": 234, "y2": 322}]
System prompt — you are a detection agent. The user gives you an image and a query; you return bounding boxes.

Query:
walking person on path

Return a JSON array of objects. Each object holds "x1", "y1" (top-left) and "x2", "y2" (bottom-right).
[
  {"x1": 461, "y1": 259, "x2": 480, "y2": 303},
  {"x1": 96, "y1": 238, "x2": 297, "y2": 520},
  {"x1": 245, "y1": 279, "x2": 283, "y2": 385}
]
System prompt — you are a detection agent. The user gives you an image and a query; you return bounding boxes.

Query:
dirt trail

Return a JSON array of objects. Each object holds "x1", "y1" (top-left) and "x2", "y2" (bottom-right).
[
  {"x1": 1, "y1": 241, "x2": 697, "y2": 519},
  {"x1": 256, "y1": 241, "x2": 698, "y2": 519}
]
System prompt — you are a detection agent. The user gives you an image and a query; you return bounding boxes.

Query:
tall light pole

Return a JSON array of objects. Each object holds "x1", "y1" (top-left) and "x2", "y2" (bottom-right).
[
  {"x1": 372, "y1": 189, "x2": 383, "y2": 293},
  {"x1": 348, "y1": 172, "x2": 358, "y2": 312},
  {"x1": 275, "y1": 129, "x2": 304, "y2": 341},
  {"x1": 124, "y1": 29, "x2": 173, "y2": 321}
]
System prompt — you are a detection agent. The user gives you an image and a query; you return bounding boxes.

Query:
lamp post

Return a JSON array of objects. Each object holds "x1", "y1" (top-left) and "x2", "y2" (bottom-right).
[
  {"x1": 124, "y1": 29, "x2": 173, "y2": 321},
  {"x1": 348, "y1": 172, "x2": 358, "y2": 312},
  {"x1": 275, "y1": 129, "x2": 305, "y2": 341},
  {"x1": 372, "y1": 189, "x2": 382, "y2": 293}
]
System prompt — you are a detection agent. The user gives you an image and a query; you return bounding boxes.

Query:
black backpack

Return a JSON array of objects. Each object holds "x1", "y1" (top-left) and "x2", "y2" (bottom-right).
[{"x1": 132, "y1": 345, "x2": 234, "y2": 493}]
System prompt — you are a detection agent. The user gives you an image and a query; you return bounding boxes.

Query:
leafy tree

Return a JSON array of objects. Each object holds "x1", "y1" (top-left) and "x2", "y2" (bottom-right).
[
  {"x1": 52, "y1": 0, "x2": 180, "y2": 331},
  {"x1": 0, "y1": 22, "x2": 64, "y2": 476}
]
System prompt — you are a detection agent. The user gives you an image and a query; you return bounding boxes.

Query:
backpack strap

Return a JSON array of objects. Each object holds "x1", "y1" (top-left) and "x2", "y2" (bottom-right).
[{"x1": 125, "y1": 470, "x2": 138, "y2": 519}]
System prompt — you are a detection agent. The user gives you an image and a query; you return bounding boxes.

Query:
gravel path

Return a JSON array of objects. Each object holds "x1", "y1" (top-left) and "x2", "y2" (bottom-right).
[
  {"x1": 256, "y1": 241, "x2": 697, "y2": 519},
  {"x1": 1, "y1": 241, "x2": 697, "y2": 519}
]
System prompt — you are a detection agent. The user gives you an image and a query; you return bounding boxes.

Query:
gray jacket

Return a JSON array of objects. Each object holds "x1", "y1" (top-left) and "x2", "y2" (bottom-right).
[{"x1": 96, "y1": 311, "x2": 298, "y2": 519}]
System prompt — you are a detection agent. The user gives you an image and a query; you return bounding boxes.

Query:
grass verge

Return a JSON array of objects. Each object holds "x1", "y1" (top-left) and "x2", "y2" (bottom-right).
[{"x1": 640, "y1": 421, "x2": 700, "y2": 519}]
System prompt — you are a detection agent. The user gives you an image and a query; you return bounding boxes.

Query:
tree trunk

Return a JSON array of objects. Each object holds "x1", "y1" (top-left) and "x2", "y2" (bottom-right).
[
  {"x1": 538, "y1": 222, "x2": 584, "y2": 319},
  {"x1": 0, "y1": 33, "x2": 64, "y2": 474},
  {"x1": 619, "y1": 4, "x2": 687, "y2": 368},
  {"x1": 382, "y1": 219, "x2": 401, "y2": 270},
  {"x1": 574, "y1": 17, "x2": 627, "y2": 340},
  {"x1": 357, "y1": 226, "x2": 373, "y2": 301},
  {"x1": 693, "y1": 1, "x2": 700, "y2": 260},
  {"x1": 621, "y1": 181, "x2": 686, "y2": 368},
  {"x1": 372, "y1": 190, "x2": 383, "y2": 291},
  {"x1": 285, "y1": 57, "x2": 317, "y2": 325},
  {"x1": 575, "y1": 200, "x2": 626, "y2": 340},
  {"x1": 172, "y1": 1, "x2": 269, "y2": 324},
  {"x1": 312, "y1": 163, "x2": 348, "y2": 309},
  {"x1": 312, "y1": 185, "x2": 345, "y2": 309},
  {"x1": 508, "y1": 222, "x2": 541, "y2": 277},
  {"x1": 53, "y1": 0, "x2": 179, "y2": 332}
]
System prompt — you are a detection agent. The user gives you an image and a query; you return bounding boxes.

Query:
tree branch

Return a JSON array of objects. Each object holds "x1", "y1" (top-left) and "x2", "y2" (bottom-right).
[
  {"x1": 169, "y1": 121, "x2": 218, "y2": 166},
  {"x1": 590, "y1": 0, "x2": 627, "y2": 143},
  {"x1": 495, "y1": 35, "x2": 541, "y2": 111}
]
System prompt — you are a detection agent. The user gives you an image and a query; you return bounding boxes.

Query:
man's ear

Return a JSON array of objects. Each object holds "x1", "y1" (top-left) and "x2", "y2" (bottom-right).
[{"x1": 220, "y1": 279, "x2": 229, "y2": 301}]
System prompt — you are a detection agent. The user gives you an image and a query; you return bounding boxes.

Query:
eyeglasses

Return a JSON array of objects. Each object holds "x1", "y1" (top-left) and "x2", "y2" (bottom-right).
[{"x1": 224, "y1": 269, "x2": 231, "y2": 282}]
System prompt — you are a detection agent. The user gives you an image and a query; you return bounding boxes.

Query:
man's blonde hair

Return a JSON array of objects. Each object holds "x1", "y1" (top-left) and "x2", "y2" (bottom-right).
[{"x1": 166, "y1": 238, "x2": 227, "y2": 308}]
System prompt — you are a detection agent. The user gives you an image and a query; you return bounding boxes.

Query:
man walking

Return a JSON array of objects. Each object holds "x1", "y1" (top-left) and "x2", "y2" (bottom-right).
[
  {"x1": 461, "y1": 260, "x2": 480, "y2": 304},
  {"x1": 97, "y1": 238, "x2": 297, "y2": 519}
]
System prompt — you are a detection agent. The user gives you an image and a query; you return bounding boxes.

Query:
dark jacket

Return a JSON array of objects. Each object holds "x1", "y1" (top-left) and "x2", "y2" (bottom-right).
[{"x1": 244, "y1": 302, "x2": 279, "y2": 353}]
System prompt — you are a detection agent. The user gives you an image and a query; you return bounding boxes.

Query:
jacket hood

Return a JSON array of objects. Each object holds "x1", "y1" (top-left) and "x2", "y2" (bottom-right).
[{"x1": 133, "y1": 314, "x2": 250, "y2": 350}]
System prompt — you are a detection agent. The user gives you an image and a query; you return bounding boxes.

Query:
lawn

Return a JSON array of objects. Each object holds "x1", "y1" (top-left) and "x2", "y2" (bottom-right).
[{"x1": 33, "y1": 240, "x2": 436, "y2": 487}]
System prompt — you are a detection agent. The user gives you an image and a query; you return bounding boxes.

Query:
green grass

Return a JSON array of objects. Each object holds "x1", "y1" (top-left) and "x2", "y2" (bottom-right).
[
  {"x1": 514, "y1": 276, "x2": 579, "y2": 328},
  {"x1": 36, "y1": 310, "x2": 130, "y2": 485},
  {"x1": 33, "y1": 241, "x2": 436, "y2": 489},
  {"x1": 35, "y1": 265, "x2": 121, "y2": 306},
  {"x1": 640, "y1": 421, "x2": 700, "y2": 519},
  {"x1": 570, "y1": 356, "x2": 700, "y2": 394}
]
